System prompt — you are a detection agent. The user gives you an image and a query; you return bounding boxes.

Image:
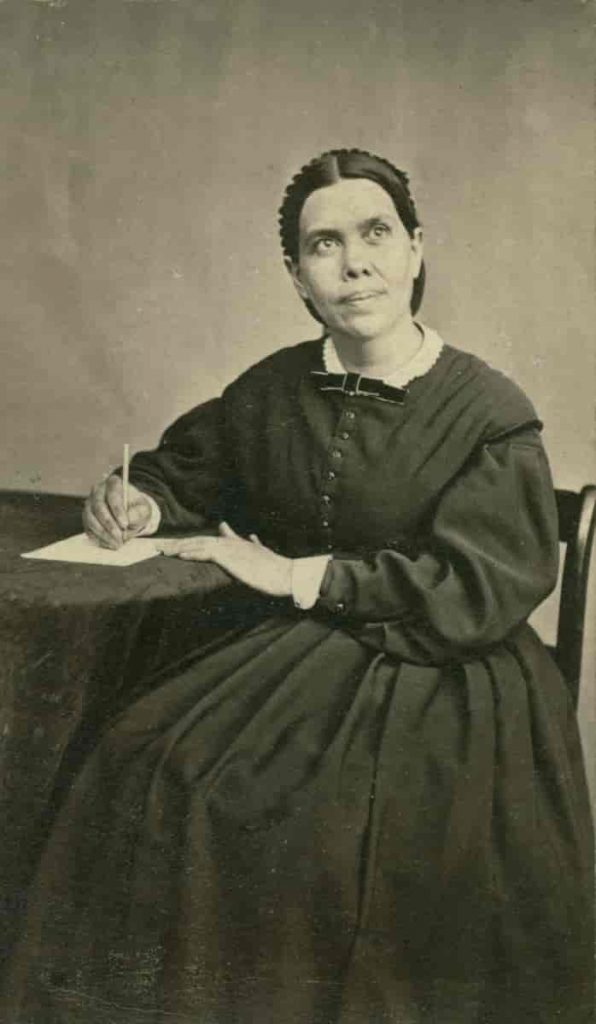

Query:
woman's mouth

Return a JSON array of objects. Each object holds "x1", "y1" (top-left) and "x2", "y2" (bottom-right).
[{"x1": 341, "y1": 290, "x2": 384, "y2": 306}]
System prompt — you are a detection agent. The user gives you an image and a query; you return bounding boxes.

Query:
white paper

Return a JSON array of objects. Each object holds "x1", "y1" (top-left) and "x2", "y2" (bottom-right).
[{"x1": 21, "y1": 533, "x2": 160, "y2": 567}]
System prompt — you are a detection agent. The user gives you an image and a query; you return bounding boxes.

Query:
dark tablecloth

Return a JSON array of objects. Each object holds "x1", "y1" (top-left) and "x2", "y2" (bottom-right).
[{"x1": 0, "y1": 491, "x2": 254, "y2": 965}]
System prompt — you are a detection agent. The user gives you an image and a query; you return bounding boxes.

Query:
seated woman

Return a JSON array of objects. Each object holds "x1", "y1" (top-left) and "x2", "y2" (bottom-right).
[{"x1": 3, "y1": 150, "x2": 593, "y2": 1023}]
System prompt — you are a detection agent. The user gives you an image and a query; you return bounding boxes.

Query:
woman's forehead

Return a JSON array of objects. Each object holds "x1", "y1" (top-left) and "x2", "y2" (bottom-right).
[{"x1": 298, "y1": 179, "x2": 397, "y2": 235}]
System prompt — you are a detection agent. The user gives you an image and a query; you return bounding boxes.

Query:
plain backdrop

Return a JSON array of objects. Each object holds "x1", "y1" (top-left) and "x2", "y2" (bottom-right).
[{"x1": 1, "y1": 0, "x2": 594, "y2": 797}]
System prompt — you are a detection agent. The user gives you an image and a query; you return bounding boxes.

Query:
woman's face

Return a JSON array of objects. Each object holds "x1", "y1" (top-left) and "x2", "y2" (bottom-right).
[{"x1": 289, "y1": 178, "x2": 423, "y2": 342}]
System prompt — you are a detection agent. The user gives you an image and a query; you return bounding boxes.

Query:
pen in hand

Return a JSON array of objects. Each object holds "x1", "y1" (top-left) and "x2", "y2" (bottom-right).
[{"x1": 84, "y1": 447, "x2": 154, "y2": 550}]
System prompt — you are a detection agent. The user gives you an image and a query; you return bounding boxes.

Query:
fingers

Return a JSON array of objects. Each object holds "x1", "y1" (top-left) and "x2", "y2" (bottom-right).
[
  {"x1": 220, "y1": 522, "x2": 263, "y2": 547},
  {"x1": 83, "y1": 475, "x2": 156, "y2": 548},
  {"x1": 104, "y1": 475, "x2": 128, "y2": 531},
  {"x1": 157, "y1": 537, "x2": 214, "y2": 561},
  {"x1": 126, "y1": 494, "x2": 152, "y2": 537},
  {"x1": 82, "y1": 502, "x2": 118, "y2": 550},
  {"x1": 218, "y1": 521, "x2": 239, "y2": 539},
  {"x1": 83, "y1": 477, "x2": 124, "y2": 549}
]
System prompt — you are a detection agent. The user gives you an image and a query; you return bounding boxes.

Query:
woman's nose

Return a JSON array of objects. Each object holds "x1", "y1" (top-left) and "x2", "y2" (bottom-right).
[{"x1": 341, "y1": 240, "x2": 372, "y2": 278}]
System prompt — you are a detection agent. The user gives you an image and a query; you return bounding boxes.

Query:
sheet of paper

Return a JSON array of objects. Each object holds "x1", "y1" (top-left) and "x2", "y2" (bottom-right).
[{"x1": 22, "y1": 532, "x2": 160, "y2": 567}]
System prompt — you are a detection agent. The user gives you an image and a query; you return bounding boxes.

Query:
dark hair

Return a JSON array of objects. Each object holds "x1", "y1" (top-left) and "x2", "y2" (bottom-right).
[{"x1": 278, "y1": 149, "x2": 426, "y2": 321}]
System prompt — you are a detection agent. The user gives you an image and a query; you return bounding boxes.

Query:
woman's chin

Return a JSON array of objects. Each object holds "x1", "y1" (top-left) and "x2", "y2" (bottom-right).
[{"x1": 335, "y1": 315, "x2": 394, "y2": 342}]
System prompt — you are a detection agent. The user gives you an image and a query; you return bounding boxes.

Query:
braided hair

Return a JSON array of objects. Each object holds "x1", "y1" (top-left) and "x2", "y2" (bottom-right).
[{"x1": 278, "y1": 149, "x2": 425, "y2": 321}]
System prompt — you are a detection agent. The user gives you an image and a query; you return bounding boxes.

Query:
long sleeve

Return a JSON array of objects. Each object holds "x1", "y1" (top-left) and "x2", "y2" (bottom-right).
[
  {"x1": 316, "y1": 429, "x2": 559, "y2": 665},
  {"x1": 126, "y1": 397, "x2": 236, "y2": 534}
]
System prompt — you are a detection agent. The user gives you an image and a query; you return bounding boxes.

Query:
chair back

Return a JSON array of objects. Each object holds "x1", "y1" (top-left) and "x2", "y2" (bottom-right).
[{"x1": 550, "y1": 486, "x2": 596, "y2": 708}]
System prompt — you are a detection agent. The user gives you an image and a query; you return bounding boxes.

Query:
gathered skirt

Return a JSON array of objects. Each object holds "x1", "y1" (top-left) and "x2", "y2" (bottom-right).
[{"x1": 3, "y1": 613, "x2": 594, "y2": 1024}]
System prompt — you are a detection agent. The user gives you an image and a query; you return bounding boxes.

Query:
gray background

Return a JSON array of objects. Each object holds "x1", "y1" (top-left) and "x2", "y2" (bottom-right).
[{"x1": 1, "y1": 0, "x2": 594, "y2": 797}]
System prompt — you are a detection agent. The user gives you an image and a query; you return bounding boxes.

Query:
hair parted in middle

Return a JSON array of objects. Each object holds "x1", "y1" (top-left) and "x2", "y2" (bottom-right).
[{"x1": 278, "y1": 149, "x2": 426, "y2": 322}]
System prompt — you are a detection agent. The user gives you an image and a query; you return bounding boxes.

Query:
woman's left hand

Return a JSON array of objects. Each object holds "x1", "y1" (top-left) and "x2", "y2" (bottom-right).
[{"x1": 157, "y1": 523, "x2": 293, "y2": 597}]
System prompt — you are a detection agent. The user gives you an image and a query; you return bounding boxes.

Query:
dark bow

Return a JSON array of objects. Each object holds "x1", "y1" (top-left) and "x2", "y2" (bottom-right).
[{"x1": 310, "y1": 370, "x2": 407, "y2": 405}]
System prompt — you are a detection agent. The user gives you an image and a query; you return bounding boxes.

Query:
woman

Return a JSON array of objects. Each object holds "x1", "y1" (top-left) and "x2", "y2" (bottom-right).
[{"x1": 4, "y1": 150, "x2": 593, "y2": 1023}]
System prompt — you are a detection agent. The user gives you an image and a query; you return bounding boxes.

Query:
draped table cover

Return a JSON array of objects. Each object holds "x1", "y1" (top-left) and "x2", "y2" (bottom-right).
[{"x1": 0, "y1": 491, "x2": 250, "y2": 968}]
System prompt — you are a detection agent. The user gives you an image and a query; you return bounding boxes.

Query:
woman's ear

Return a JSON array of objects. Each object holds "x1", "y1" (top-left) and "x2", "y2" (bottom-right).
[{"x1": 284, "y1": 256, "x2": 309, "y2": 301}]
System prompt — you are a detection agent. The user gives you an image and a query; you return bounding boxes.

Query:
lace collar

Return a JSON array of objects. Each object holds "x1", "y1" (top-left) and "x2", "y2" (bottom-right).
[{"x1": 322, "y1": 323, "x2": 444, "y2": 388}]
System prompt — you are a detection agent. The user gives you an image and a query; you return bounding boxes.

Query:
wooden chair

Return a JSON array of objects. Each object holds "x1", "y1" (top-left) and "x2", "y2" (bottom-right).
[{"x1": 549, "y1": 486, "x2": 596, "y2": 708}]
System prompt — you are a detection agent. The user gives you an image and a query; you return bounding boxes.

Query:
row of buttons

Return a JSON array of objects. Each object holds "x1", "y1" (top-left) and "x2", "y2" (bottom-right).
[
  {"x1": 320, "y1": 406, "x2": 358, "y2": 551},
  {"x1": 321, "y1": 406, "x2": 354, "y2": 614}
]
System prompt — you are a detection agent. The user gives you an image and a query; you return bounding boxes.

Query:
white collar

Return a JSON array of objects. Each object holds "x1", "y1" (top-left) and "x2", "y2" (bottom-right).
[{"x1": 322, "y1": 324, "x2": 444, "y2": 387}]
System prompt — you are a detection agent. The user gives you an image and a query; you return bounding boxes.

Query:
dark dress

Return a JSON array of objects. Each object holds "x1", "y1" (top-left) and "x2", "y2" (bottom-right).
[{"x1": 3, "y1": 336, "x2": 594, "y2": 1024}]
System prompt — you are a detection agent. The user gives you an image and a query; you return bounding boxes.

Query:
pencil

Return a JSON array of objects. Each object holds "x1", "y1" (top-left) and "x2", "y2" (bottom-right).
[{"x1": 122, "y1": 443, "x2": 130, "y2": 528}]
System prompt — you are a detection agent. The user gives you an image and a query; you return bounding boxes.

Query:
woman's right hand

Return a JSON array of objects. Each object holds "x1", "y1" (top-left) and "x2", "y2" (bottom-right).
[{"x1": 83, "y1": 475, "x2": 153, "y2": 549}]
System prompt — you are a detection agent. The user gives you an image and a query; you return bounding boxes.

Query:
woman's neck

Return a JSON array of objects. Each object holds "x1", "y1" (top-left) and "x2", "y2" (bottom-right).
[{"x1": 328, "y1": 318, "x2": 423, "y2": 377}]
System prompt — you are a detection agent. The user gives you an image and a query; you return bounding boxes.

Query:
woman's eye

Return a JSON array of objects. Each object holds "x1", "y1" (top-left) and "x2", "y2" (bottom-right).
[
  {"x1": 312, "y1": 237, "x2": 339, "y2": 255},
  {"x1": 367, "y1": 223, "x2": 391, "y2": 241}
]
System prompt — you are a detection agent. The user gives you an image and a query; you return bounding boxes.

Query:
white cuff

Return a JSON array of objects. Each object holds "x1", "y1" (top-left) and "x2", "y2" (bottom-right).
[
  {"x1": 136, "y1": 493, "x2": 162, "y2": 536},
  {"x1": 291, "y1": 555, "x2": 331, "y2": 610}
]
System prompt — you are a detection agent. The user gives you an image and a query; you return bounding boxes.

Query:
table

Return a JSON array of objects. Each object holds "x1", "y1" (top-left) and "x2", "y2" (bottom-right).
[{"x1": 0, "y1": 491, "x2": 257, "y2": 966}]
